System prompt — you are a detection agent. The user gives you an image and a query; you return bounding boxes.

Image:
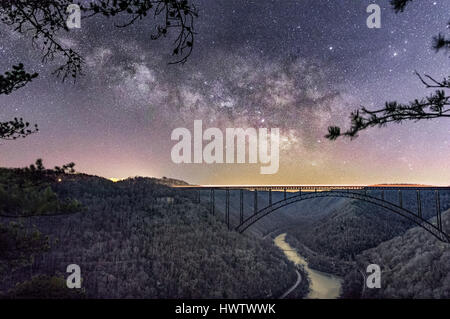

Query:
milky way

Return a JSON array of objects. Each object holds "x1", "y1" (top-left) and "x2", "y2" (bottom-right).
[{"x1": 0, "y1": 0, "x2": 449, "y2": 185}]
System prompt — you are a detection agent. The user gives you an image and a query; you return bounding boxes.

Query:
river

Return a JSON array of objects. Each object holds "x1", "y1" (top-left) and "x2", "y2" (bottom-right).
[{"x1": 274, "y1": 233, "x2": 343, "y2": 299}]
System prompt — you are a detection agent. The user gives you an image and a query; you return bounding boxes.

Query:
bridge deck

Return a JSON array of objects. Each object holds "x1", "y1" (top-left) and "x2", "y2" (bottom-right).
[
  {"x1": 174, "y1": 185, "x2": 450, "y2": 191},
  {"x1": 175, "y1": 185, "x2": 450, "y2": 243}
]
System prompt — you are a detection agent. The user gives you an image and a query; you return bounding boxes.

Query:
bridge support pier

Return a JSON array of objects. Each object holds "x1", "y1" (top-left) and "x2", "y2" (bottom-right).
[
  {"x1": 284, "y1": 188, "x2": 287, "y2": 200},
  {"x1": 417, "y1": 190, "x2": 422, "y2": 218},
  {"x1": 254, "y1": 190, "x2": 258, "y2": 215},
  {"x1": 436, "y1": 191, "x2": 442, "y2": 231},
  {"x1": 240, "y1": 189, "x2": 244, "y2": 224},
  {"x1": 269, "y1": 189, "x2": 272, "y2": 206},
  {"x1": 399, "y1": 190, "x2": 403, "y2": 208},
  {"x1": 210, "y1": 189, "x2": 215, "y2": 215},
  {"x1": 226, "y1": 189, "x2": 230, "y2": 230}
]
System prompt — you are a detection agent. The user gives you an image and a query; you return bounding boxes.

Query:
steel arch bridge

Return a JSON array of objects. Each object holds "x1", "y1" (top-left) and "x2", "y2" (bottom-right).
[{"x1": 176, "y1": 185, "x2": 450, "y2": 243}]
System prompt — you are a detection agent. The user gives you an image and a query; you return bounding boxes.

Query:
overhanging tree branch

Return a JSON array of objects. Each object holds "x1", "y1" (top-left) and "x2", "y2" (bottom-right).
[
  {"x1": 0, "y1": 1, "x2": 199, "y2": 141},
  {"x1": 390, "y1": 0, "x2": 414, "y2": 13},
  {"x1": 326, "y1": 0, "x2": 449, "y2": 140},
  {"x1": 0, "y1": 64, "x2": 38, "y2": 95},
  {"x1": 0, "y1": 0, "x2": 199, "y2": 80},
  {"x1": 0, "y1": 118, "x2": 39, "y2": 140},
  {"x1": 326, "y1": 88, "x2": 449, "y2": 140},
  {"x1": 0, "y1": 64, "x2": 39, "y2": 140}
]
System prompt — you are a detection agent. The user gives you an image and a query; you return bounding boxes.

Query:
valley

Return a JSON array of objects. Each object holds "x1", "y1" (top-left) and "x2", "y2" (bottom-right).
[{"x1": 1, "y1": 168, "x2": 449, "y2": 298}]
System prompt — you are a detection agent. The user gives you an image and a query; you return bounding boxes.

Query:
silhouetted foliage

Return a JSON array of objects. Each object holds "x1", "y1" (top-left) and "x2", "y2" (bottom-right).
[
  {"x1": 0, "y1": 1, "x2": 198, "y2": 142},
  {"x1": 85, "y1": 0, "x2": 198, "y2": 65},
  {"x1": 327, "y1": 0, "x2": 449, "y2": 140},
  {"x1": 0, "y1": 117, "x2": 39, "y2": 141},
  {"x1": 0, "y1": 64, "x2": 38, "y2": 95},
  {"x1": 0, "y1": 0, "x2": 198, "y2": 78},
  {"x1": 390, "y1": 0, "x2": 413, "y2": 13},
  {"x1": 0, "y1": 64, "x2": 39, "y2": 140},
  {"x1": 0, "y1": 159, "x2": 82, "y2": 217}
]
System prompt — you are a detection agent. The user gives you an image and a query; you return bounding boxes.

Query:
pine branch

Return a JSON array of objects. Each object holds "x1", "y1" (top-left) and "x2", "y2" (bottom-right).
[
  {"x1": 326, "y1": 2, "x2": 449, "y2": 140},
  {"x1": 326, "y1": 89, "x2": 449, "y2": 140},
  {"x1": 0, "y1": 64, "x2": 38, "y2": 95},
  {"x1": 0, "y1": 117, "x2": 38, "y2": 140}
]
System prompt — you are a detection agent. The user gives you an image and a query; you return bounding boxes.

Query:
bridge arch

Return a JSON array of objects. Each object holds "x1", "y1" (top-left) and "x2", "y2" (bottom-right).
[{"x1": 235, "y1": 191, "x2": 450, "y2": 243}]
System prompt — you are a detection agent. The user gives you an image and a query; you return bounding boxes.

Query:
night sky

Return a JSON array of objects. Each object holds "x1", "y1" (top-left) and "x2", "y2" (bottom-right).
[{"x1": 1, "y1": 0, "x2": 449, "y2": 185}]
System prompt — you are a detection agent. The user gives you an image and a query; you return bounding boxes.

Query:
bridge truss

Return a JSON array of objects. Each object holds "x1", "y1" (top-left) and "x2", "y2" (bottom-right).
[{"x1": 176, "y1": 185, "x2": 450, "y2": 243}]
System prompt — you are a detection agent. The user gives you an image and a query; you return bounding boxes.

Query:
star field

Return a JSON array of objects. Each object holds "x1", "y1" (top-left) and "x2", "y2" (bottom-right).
[{"x1": 0, "y1": 0, "x2": 449, "y2": 185}]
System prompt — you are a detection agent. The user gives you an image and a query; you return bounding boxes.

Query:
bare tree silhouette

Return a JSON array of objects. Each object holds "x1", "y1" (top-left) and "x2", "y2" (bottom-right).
[
  {"x1": 0, "y1": 64, "x2": 39, "y2": 140},
  {"x1": 326, "y1": 0, "x2": 449, "y2": 140},
  {"x1": 1, "y1": 0, "x2": 198, "y2": 78},
  {"x1": 0, "y1": 0, "x2": 198, "y2": 140}
]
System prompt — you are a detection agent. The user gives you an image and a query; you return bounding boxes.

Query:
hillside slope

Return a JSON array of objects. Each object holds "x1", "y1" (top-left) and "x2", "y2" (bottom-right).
[
  {"x1": 0, "y1": 172, "x2": 303, "y2": 298},
  {"x1": 342, "y1": 209, "x2": 450, "y2": 298}
]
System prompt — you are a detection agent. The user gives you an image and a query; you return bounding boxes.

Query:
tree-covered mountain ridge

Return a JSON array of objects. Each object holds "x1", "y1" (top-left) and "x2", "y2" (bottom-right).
[
  {"x1": 342, "y1": 208, "x2": 450, "y2": 298},
  {"x1": 0, "y1": 168, "x2": 308, "y2": 299}
]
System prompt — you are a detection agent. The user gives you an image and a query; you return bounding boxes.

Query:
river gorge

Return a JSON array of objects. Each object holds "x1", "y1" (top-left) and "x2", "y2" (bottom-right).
[{"x1": 274, "y1": 233, "x2": 343, "y2": 299}]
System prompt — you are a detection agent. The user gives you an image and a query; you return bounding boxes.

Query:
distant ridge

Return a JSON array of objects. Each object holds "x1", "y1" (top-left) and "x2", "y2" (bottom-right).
[
  {"x1": 157, "y1": 176, "x2": 190, "y2": 186},
  {"x1": 0, "y1": 166, "x2": 191, "y2": 187},
  {"x1": 112, "y1": 176, "x2": 190, "y2": 187},
  {"x1": 369, "y1": 183, "x2": 433, "y2": 187}
]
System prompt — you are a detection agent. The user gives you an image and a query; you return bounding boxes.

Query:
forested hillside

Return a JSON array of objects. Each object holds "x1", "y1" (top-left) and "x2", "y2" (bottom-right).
[
  {"x1": 210, "y1": 188, "x2": 450, "y2": 289},
  {"x1": 272, "y1": 194, "x2": 450, "y2": 298},
  {"x1": 284, "y1": 199, "x2": 415, "y2": 276},
  {"x1": 0, "y1": 170, "x2": 304, "y2": 298},
  {"x1": 342, "y1": 210, "x2": 450, "y2": 298},
  {"x1": 2, "y1": 166, "x2": 448, "y2": 299}
]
